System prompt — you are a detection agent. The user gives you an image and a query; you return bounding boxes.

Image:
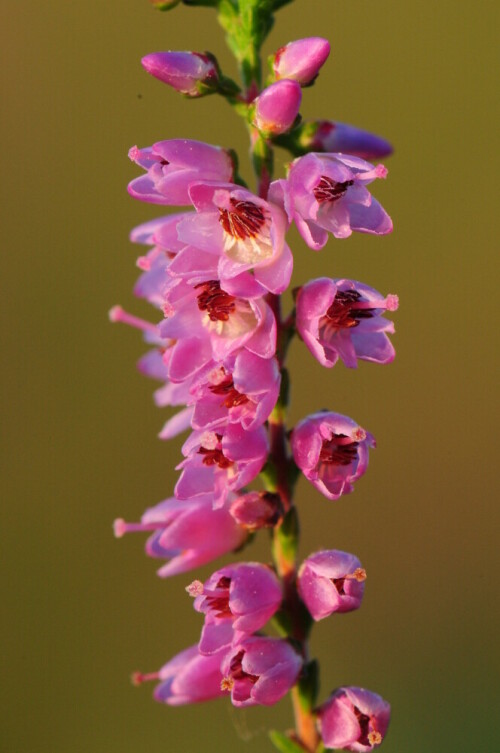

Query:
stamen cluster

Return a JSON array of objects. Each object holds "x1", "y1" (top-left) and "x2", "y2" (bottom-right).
[{"x1": 112, "y1": 5, "x2": 398, "y2": 752}]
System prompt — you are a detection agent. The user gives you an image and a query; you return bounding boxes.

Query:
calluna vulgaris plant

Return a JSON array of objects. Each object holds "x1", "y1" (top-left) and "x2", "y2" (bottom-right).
[{"x1": 112, "y1": 2, "x2": 398, "y2": 751}]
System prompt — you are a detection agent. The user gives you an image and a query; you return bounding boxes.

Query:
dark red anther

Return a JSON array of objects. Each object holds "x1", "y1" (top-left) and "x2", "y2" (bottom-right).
[
  {"x1": 195, "y1": 280, "x2": 236, "y2": 322},
  {"x1": 313, "y1": 175, "x2": 354, "y2": 204},
  {"x1": 219, "y1": 199, "x2": 266, "y2": 240},
  {"x1": 325, "y1": 290, "x2": 374, "y2": 329},
  {"x1": 198, "y1": 446, "x2": 233, "y2": 469},
  {"x1": 319, "y1": 434, "x2": 359, "y2": 466},
  {"x1": 209, "y1": 376, "x2": 249, "y2": 408}
]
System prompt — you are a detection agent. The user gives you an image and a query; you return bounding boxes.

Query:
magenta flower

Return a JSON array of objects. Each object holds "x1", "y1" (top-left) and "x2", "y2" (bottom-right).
[
  {"x1": 296, "y1": 278, "x2": 399, "y2": 368},
  {"x1": 252, "y1": 80, "x2": 302, "y2": 136},
  {"x1": 298, "y1": 550, "x2": 366, "y2": 620},
  {"x1": 187, "y1": 562, "x2": 282, "y2": 654},
  {"x1": 141, "y1": 51, "x2": 219, "y2": 96},
  {"x1": 229, "y1": 491, "x2": 284, "y2": 530},
  {"x1": 318, "y1": 687, "x2": 391, "y2": 751},
  {"x1": 175, "y1": 424, "x2": 269, "y2": 507},
  {"x1": 159, "y1": 278, "x2": 277, "y2": 369},
  {"x1": 272, "y1": 37, "x2": 331, "y2": 86},
  {"x1": 221, "y1": 637, "x2": 302, "y2": 707},
  {"x1": 190, "y1": 351, "x2": 281, "y2": 432},
  {"x1": 113, "y1": 494, "x2": 246, "y2": 576},
  {"x1": 291, "y1": 412, "x2": 375, "y2": 500},
  {"x1": 271, "y1": 152, "x2": 392, "y2": 248},
  {"x1": 311, "y1": 120, "x2": 393, "y2": 160},
  {"x1": 173, "y1": 181, "x2": 292, "y2": 294},
  {"x1": 127, "y1": 139, "x2": 234, "y2": 205},
  {"x1": 133, "y1": 644, "x2": 226, "y2": 705}
]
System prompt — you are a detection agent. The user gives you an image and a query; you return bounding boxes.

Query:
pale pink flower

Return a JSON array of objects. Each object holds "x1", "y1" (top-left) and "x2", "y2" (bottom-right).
[
  {"x1": 175, "y1": 182, "x2": 293, "y2": 294},
  {"x1": 318, "y1": 687, "x2": 391, "y2": 751},
  {"x1": 113, "y1": 494, "x2": 246, "y2": 577},
  {"x1": 270, "y1": 153, "x2": 392, "y2": 248},
  {"x1": 296, "y1": 278, "x2": 399, "y2": 368},
  {"x1": 291, "y1": 412, "x2": 375, "y2": 500},
  {"x1": 128, "y1": 139, "x2": 233, "y2": 205},
  {"x1": 298, "y1": 550, "x2": 366, "y2": 620},
  {"x1": 175, "y1": 425, "x2": 268, "y2": 507},
  {"x1": 133, "y1": 644, "x2": 226, "y2": 705},
  {"x1": 220, "y1": 637, "x2": 302, "y2": 707},
  {"x1": 188, "y1": 562, "x2": 282, "y2": 654}
]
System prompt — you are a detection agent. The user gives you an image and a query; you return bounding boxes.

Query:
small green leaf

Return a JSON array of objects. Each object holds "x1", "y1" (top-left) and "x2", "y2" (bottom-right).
[
  {"x1": 260, "y1": 459, "x2": 278, "y2": 492},
  {"x1": 269, "y1": 730, "x2": 308, "y2": 753},
  {"x1": 273, "y1": 506, "x2": 299, "y2": 567}
]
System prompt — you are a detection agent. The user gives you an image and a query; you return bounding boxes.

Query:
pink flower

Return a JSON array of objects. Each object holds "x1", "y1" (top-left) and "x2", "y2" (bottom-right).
[
  {"x1": 310, "y1": 120, "x2": 393, "y2": 160},
  {"x1": 133, "y1": 644, "x2": 226, "y2": 705},
  {"x1": 189, "y1": 351, "x2": 281, "y2": 432},
  {"x1": 296, "y1": 278, "x2": 399, "y2": 368},
  {"x1": 272, "y1": 37, "x2": 331, "y2": 86},
  {"x1": 141, "y1": 51, "x2": 219, "y2": 97},
  {"x1": 113, "y1": 494, "x2": 246, "y2": 576},
  {"x1": 175, "y1": 424, "x2": 269, "y2": 507},
  {"x1": 298, "y1": 550, "x2": 366, "y2": 620},
  {"x1": 220, "y1": 637, "x2": 302, "y2": 707},
  {"x1": 291, "y1": 412, "x2": 375, "y2": 500},
  {"x1": 318, "y1": 687, "x2": 391, "y2": 751},
  {"x1": 187, "y1": 562, "x2": 282, "y2": 654},
  {"x1": 229, "y1": 491, "x2": 284, "y2": 530},
  {"x1": 174, "y1": 182, "x2": 293, "y2": 294},
  {"x1": 127, "y1": 139, "x2": 234, "y2": 205},
  {"x1": 270, "y1": 153, "x2": 392, "y2": 248},
  {"x1": 252, "y1": 80, "x2": 302, "y2": 136},
  {"x1": 159, "y1": 278, "x2": 277, "y2": 370}
]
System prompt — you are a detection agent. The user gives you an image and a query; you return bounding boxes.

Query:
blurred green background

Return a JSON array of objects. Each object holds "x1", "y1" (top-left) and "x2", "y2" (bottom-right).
[{"x1": 2, "y1": 1, "x2": 498, "y2": 751}]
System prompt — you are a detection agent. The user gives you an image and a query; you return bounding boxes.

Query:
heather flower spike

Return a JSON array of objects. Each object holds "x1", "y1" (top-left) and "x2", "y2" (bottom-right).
[{"x1": 115, "y1": 2, "x2": 398, "y2": 751}]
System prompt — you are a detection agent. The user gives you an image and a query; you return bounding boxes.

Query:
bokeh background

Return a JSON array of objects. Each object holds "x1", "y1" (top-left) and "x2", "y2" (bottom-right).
[{"x1": 2, "y1": 1, "x2": 499, "y2": 751}]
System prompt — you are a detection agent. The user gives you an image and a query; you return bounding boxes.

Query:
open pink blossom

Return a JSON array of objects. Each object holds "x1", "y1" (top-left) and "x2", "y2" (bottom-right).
[
  {"x1": 113, "y1": 494, "x2": 246, "y2": 577},
  {"x1": 270, "y1": 152, "x2": 392, "y2": 248},
  {"x1": 128, "y1": 139, "x2": 234, "y2": 205},
  {"x1": 133, "y1": 644, "x2": 226, "y2": 705},
  {"x1": 220, "y1": 637, "x2": 302, "y2": 707},
  {"x1": 291, "y1": 412, "x2": 375, "y2": 500},
  {"x1": 174, "y1": 182, "x2": 292, "y2": 294},
  {"x1": 188, "y1": 562, "x2": 282, "y2": 654},
  {"x1": 189, "y1": 351, "x2": 280, "y2": 432},
  {"x1": 296, "y1": 278, "x2": 399, "y2": 368},
  {"x1": 298, "y1": 550, "x2": 366, "y2": 620},
  {"x1": 272, "y1": 37, "x2": 331, "y2": 86},
  {"x1": 159, "y1": 278, "x2": 277, "y2": 373},
  {"x1": 175, "y1": 424, "x2": 268, "y2": 507},
  {"x1": 318, "y1": 687, "x2": 391, "y2": 751}
]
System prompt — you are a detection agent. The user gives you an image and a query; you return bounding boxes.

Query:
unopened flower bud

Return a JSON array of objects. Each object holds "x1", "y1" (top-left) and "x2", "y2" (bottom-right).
[
  {"x1": 141, "y1": 51, "x2": 219, "y2": 97},
  {"x1": 229, "y1": 491, "x2": 284, "y2": 530},
  {"x1": 273, "y1": 37, "x2": 330, "y2": 86},
  {"x1": 253, "y1": 80, "x2": 302, "y2": 136},
  {"x1": 318, "y1": 687, "x2": 390, "y2": 751},
  {"x1": 312, "y1": 120, "x2": 393, "y2": 160}
]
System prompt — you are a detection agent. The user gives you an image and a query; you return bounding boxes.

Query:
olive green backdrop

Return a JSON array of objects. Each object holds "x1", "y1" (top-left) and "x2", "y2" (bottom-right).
[{"x1": 2, "y1": 2, "x2": 498, "y2": 752}]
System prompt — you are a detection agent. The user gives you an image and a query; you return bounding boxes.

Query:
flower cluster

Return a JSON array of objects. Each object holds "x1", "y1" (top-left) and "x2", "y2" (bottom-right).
[{"x1": 113, "y1": 11, "x2": 397, "y2": 752}]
